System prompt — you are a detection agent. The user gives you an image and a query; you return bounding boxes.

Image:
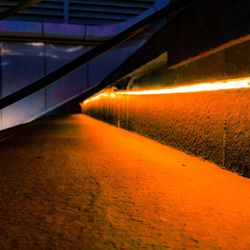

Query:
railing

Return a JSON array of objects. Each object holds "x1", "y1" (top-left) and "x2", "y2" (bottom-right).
[{"x1": 0, "y1": 0, "x2": 187, "y2": 111}]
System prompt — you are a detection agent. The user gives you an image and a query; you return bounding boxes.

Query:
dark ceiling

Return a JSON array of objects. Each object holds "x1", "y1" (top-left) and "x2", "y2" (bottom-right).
[{"x1": 0, "y1": 0, "x2": 157, "y2": 25}]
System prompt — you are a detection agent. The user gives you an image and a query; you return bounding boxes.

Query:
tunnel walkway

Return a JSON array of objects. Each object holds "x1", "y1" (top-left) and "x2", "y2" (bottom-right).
[{"x1": 0, "y1": 114, "x2": 250, "y2": 249}]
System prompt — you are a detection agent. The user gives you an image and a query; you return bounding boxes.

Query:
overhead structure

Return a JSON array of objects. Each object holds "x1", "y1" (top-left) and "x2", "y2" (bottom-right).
[
  {"x1": 0, "y1": 0, "x2": 157, "y2": 25},
  {"x1": 0, "y1": 0, "x2": 42, "y2": 20},
  {"x1": 0, "y1": 0, "x2": 186, "y2": 110}
]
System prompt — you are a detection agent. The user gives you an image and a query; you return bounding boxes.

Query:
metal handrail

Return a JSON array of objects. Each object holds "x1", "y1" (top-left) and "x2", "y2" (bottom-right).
[{"x1": 0, "y1": 0, "x2": 187, "y2": 110}]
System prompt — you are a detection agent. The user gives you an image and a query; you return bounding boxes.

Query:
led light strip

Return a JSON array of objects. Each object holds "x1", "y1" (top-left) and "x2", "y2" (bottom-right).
[
  {"x1": 82, "y1": 77, "x2": 250, "y2": 105},
  {"x1": 116, "y1": 78, "x2": 250, "y2": 96}
]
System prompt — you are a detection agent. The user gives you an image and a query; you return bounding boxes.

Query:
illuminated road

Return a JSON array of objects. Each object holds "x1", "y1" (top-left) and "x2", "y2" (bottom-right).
[{"x1": 0, "y1": 114, "x2": 250, "y2": 249}]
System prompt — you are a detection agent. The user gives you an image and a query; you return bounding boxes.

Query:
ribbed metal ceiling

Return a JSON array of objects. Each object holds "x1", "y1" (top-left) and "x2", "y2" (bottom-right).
[{"x1": 0, "y1": 0, "x2": 157, "y2": 25}]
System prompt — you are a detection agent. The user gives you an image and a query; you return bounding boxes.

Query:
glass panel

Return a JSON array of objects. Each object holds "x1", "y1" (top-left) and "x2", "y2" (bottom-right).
[{"x1": 45, "y1": 44, "x2": 88, "y2": 109}]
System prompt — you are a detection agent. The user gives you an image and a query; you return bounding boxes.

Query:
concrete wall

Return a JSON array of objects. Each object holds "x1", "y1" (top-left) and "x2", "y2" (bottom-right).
[
  {"x1": 82, "y1": 41, "x2": 250, "y2": 177},
  {"x1": 82, "y1": 89, "x2": 250, "y2": 177},
  {"x1": 132, "y1": 40, "x2": 250, "y2": 89}
]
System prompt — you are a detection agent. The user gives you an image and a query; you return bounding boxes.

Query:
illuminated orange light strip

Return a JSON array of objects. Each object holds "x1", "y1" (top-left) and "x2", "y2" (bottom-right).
[
  {"x1": 116, "y1": 78, "x2": 250, "y2": 96},
  {"x1": 83, "y1": 93, "x2": 109, "y2": 104},
  {"x1": 82, "y1": 77, "x2": 250, "y2": 105}
]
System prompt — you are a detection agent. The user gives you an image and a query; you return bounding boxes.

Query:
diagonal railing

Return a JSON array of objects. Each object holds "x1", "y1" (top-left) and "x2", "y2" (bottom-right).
[{"x1": 0, "y1": 0, "x2": 188, "y2": 110}]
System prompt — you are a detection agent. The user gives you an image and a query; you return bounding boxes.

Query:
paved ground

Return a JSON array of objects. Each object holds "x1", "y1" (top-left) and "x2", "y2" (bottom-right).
[{"x1": 0, "y1": 114, "x2": 250, "y2": 249}]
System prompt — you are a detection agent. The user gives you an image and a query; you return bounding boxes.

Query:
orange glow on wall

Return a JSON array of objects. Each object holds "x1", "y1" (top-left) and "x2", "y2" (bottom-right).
[
  {"x1": 81, "y1": 77, "x2": 250, "y2": 177},
  {"x1": 81, "y1": 77, "x2": 250, "y2": 106},
  {"x1": 83, "y1": 93, "x2": 109, "y2": 105}
]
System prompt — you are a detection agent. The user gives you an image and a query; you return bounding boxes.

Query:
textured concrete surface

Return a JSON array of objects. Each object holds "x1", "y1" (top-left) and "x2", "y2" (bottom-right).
[
  {"x1": 83, "y1": 89, "x2": 250, "y2": 177},
  {"x1": 133, "y1": 40, "x2": 250, "y2": 89},
  {"x1": 1, "y1": 114, "x2": 250, "y2": 249},
  {"x1": 165, "y1": 0, "x2": 250, "y2": 67}
]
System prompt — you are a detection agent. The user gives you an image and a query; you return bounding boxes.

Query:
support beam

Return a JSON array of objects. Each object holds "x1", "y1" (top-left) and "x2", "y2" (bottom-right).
[{"x1": 0, "y1": 0, "x2": 42, "y2": 20}]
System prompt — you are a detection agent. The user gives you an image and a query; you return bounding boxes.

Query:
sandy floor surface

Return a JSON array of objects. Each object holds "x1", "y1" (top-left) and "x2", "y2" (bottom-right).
[{"x1": 0, "y1": 114, "x2": 250, "y2": 249}]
